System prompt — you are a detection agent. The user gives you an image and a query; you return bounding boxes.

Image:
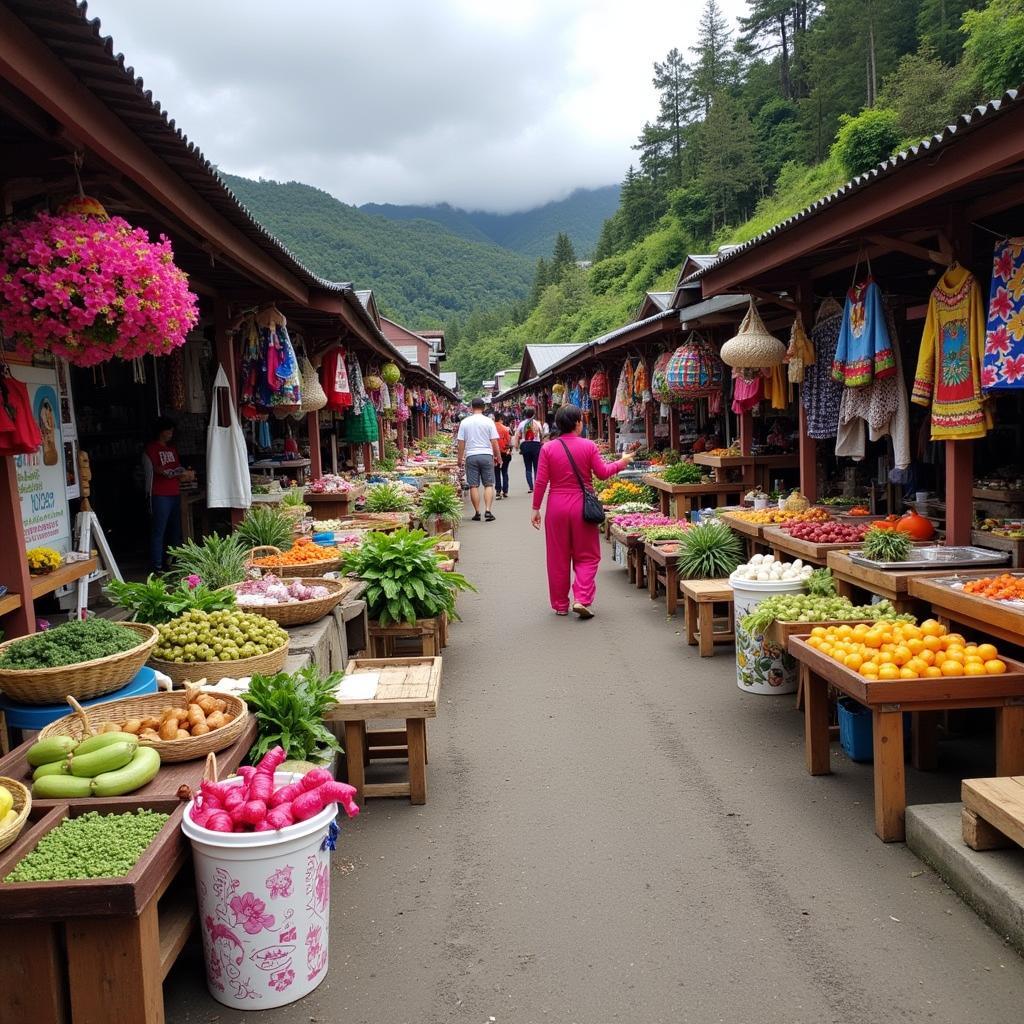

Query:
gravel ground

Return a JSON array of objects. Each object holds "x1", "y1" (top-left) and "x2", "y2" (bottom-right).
[{"x1": 167, "y1": 462, "x2": 1024, "y2": 1024}]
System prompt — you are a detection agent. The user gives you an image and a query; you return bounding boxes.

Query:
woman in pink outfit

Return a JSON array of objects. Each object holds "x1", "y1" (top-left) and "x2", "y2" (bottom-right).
[{"x1": 531, "y1": 404, "x2": 633, "y2": 618}]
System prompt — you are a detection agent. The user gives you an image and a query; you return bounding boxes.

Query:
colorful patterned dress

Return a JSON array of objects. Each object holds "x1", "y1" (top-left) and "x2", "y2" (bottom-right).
[
  {"x1": 832, "y1": 278, "x2": 896, "y2": 387},
  {"x1": 803, "y1": 299, "x2": 844, "y2": 439},
  {"x1": 911, "y1": 264, "x2": 991, "y2": 440},
  {"x1": 982, "y1": 238, "x2": 1024, "y2": 389}
]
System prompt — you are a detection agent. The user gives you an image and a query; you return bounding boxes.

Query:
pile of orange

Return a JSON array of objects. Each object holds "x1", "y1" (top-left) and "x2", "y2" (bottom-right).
[
  {"x1": 962, "y1": 573, "x2": 1024, "y2": 602},
  {"x1": 729, "y1": 507, "x2": 830, "y2": 525},
  {"x1": 805, "y1": 618, "x2": 1008, "y2": 680},
  {"x1": 251, "y1": 537, "x2": 341, "y2": 567}
]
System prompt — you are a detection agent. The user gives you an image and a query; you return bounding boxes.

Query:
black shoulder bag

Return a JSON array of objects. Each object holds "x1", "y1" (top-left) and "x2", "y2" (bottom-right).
[{"x1": 558, "y1": 439, "x2": 606, "y2": 525}]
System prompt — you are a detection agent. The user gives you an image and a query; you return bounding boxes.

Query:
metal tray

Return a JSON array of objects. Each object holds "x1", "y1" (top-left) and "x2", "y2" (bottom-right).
[{"x1": 848, "y1": 545, "x2": 1010, "y2": 570}]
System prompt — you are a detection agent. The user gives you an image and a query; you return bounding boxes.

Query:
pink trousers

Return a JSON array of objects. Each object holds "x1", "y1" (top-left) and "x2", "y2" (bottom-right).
[{"x1": 544, "y1": 490, "x2": 602, "y2": 612}]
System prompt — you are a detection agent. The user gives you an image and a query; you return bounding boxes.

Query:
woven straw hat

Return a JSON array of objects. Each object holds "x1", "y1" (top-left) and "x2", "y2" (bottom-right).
[{"x1": 720, "y1": 299, "x2": 786, "y2": 369}]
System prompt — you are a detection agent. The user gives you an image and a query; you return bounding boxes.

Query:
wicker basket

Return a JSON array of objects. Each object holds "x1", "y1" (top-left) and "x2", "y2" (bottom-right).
[
  {"x1": 0, "y1": 777, "x2": 30, "y2": 854},
  {"x1": 246, "y1": 545, "x2": 341, "y2": 579},
  {"x1": 0, "y1": 622, "x2": 159, "y2": 705},
  {"x1": 223, "y1": 577, "x2": 354, "y2": 627},
  {"x1": 39, "y1": 687, "x2": 248, "y2": 764},
  {"x1": 149, "y1": 637, "x2": 289, "y2": 686}
]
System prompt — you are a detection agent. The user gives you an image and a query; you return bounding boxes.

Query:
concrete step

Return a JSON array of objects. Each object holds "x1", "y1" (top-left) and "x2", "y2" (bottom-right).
[{"x1": 906, "y1": 802, "x2": 1024, "y2": 955}]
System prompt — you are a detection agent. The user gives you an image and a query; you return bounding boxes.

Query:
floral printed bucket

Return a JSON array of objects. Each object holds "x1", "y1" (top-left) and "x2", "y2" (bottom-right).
[
  {"x1": 182, "y1": 773, "x2": 339, "y2": 1009},
  {"x1": 729, "y1": 575, "x2": 806, "y2": 694}
]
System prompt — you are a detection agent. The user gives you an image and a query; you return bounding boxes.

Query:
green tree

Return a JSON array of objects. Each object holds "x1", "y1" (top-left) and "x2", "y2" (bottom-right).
[
  {"x1": 831, "y1": 106, "x2": 901, "y2": 177},
  {"x1": 651, "y1": 47, "x2": 695, "y2": 185},
  {"x1": 962, "y1": 0, "x2": 1024, "y2": 97},
  {"x1": 551, "y1": 232, "x2": 577, "y2": 281},
  {"x1": 878, "y1": 47, "x2": 978, "y2": 141},
  {"x1": 529, "y1": 257, "x2": 551, "y2": 308},
  {"x1": 690, "y1": 0, "x2": 739, "y2": 116},
  {"x1": 697, "y1": 92, "x2": 761, "y2": 232},
  {"x1": 917, "y1": 0, "x2": 985, "y2": 64},
  {"x1": 740, "y1": 0, "x2": 821, "y2": 100}
]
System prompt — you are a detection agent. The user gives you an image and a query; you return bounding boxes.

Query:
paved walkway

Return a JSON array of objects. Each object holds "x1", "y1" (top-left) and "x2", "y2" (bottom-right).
[{"x1": 169, "y1": 460, "x2": 1024, "y2": 1024}]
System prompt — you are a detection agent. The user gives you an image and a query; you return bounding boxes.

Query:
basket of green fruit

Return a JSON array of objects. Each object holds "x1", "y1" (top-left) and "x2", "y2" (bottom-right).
[
  {"x1": 0, "y1": 777, "x2": 30, "y2": 854},
  {"x1": 148, "y1": 609, "x2": 289, "y2": 685},
  {"x1": 0, "y1": 620, "x2": 158, "y2": 705}
]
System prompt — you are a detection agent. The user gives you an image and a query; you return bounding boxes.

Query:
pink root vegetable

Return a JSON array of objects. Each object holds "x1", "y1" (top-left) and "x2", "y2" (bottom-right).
[
  {"x1": 253, "y1": 820, "x2": 274, "y2": 832},
  {"x1": 190, "y1": 803, "x2": 214, "y2": 827},
  {"x1": 223, "y1": 788, "x2": 245, "y2": 812},
  {"x1": 249, "y1": 746, "x2": 287, "y2": 802},
  {"x1": 199, "y1": 780, "x2": 232, "y2": 807},
  {"x1": 266, "y1": 804, "x2": 295, "y2": 830},
  {"x1": 292, "y1": 781, "x2": 360, "y2": 822},
  {"x1": 204, "y1": 810, "x2": 234, "y2": 832},
  {"x1": 268, "y1": 768, "x2": 334, "y2": 808},
  {"x1": 235, "y1": 766, "x2": 257, "y2": 784},
  {"x1": 238, "y1": 799, "x2": 268, "y2": 827}
]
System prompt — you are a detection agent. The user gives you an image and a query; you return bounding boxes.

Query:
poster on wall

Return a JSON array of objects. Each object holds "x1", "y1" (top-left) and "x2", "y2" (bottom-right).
[
  {"x1": 55, "y1": 358, "x2": 80, "y2": 499},
  {"x1": 13, "y1": 364, "x2": 72, "y2": 554}
]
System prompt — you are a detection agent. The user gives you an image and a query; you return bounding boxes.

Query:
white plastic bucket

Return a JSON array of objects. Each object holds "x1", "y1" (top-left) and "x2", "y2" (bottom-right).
[
  {"x1": 730, "y1": 573, "x2": 807, "y2": 694},
  {"x1": 181, "y1": 772, "x2": 338, "y2": 1009}
]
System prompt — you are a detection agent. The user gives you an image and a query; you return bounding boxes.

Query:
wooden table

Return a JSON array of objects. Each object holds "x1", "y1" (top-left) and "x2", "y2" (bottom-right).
[
  {"x1": 761, "y1": 524, "x2": 863, "y2": 567},
  {"x1": 908, "y1": 571, "x2": 1024, "y2": 650},
  {"x1": 971, "y1": 530, "x2": 1024, "y2": 567},
  {"x1": 643, "y1": 474, "x2": 744, "y2": 520},
  {"x1": 305, "y1": 484, "x2": 366, "y2": 520},
  {"x1": 0, "y1": 719, "x2": 256, "y2": 1024},
  {"x1": 717, "y1": 512, "x2": 768, "y2": 558},
  {"x1": 645, "y1": 540, "x2": 682, "y2": 615},
  {"x1": 609, "y1": 525, "x2": 648, "y2": 590},
  {"x1": 325, "y1": 656, "x2": 441, "y2": 804},
  {"x1": 825, "y1": 549, "x2": 941, "y2": 614},
  {"x1": 692, "y1": 453, "x2": 755, "y2": 487},
  {"x1": 789, "y1": 636, "x2": 1024, "y2": 842},
  {"x1": 179, "y1": 488, "x2": 207, "y2": 542},
  {"x1": 680, "y1": 578, "x2": 735, "y2": 657}
]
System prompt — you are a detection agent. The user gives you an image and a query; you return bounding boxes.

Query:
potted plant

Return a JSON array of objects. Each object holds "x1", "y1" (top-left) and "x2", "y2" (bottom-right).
[
  {"x1": 676, "y1": 521, "x2": 745, "y2": 579},
  {"x1": 419, "y1": 483, "x2": 463, "y2": 535},
  {"x1": 234, "y1": 504, "x2": 295, "y2": 551}
]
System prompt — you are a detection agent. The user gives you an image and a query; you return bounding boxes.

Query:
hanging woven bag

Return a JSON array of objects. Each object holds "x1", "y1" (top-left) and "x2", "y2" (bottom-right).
[
  {"x1": 299, "y1": 355, "x2": 327, "y2": 412},
  {"x1": 651, "y1": 352, "x2": 675, "y2": 404},
  {"x1": 665, "y1": 332, "x2": 725, "y2": 399},
  {"x1": 720, "y1": 299, "x2": 787, "y2": 369}
]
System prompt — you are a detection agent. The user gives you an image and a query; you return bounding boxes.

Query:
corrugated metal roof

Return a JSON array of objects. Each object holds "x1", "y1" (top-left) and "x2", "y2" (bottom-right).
[
  {"x1": 678, "y1": 293, "x2": 750, "y2": 322},
  {"x1": 689, "y1": 89, "x2": 1024, "y2": 282},
  {"x1": 524, "y1": 344, "x2": 587, "y2": 374},
  {"x1": 644, "y1": 291, "x2": 673, "y2": 310}
]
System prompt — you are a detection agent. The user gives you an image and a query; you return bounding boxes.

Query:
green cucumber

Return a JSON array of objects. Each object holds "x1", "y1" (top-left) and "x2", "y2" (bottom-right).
[
  {"x1": 90, "y1": 746, "x2": 161, "y2": 797},
  {"x1": 26, "y1": 736, "x2": 77, "y2": 767},
  {"x1": 33, "y1": 760, "x2": 69, "y2": 781},
  {"x1": 32, "y1": 774, "x2": 92, "y2": 799},
  {"x1": 74, "y1": 732, "x2": 140, "y2": 756},
  {"x1": 68, "y1": 740, "x2": 136, "y2": 778}
]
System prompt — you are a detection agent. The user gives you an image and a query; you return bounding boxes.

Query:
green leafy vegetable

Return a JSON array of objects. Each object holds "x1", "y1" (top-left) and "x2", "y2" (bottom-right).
[
  {"x1": 365, "y1": 482, "x2": 414, "y2": 513},
  {"x1": 806, "y1": 568, "x2": 837, "y2": 597},
  {"x1": 741, "y1": 595, "x2": 915, "y2": 634},
  {"x1": 166, "y1": 533, "x2": 248, "y2": 589},
  {"x1": 419, "y1": 482, "x2": 463, "y2": 520},
  {"x1": 0, "y1": 618, "x2": 142, "y2": 669},
  {"x1": 105, "y1": 575, "x2": 235, "y2": 625},
  {"x1": 234, "y1": 505, "x2": 294, "y2": 550},
  {"x1": 862, "y1": 527, "x2": 913, "y2": 563},
  {"x1": 676, "y1": 521, "x2": 744, "y2": 579},
  {"x1": 659, "y1": 461, "x2": 703, "y2": 485}
]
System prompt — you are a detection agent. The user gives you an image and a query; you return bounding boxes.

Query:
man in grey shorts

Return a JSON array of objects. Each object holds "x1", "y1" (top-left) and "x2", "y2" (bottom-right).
[{"x1": 456, "y1": 397, "x2": 501, "y2": 522}]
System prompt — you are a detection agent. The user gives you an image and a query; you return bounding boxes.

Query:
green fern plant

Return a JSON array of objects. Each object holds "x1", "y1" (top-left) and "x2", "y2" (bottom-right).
[
  {"x1": 676, "y1": 521, "x2": 744, "y2": 579},
  {"x1": 166, "y1": 533, "x2": 248, "y2": 589},
  {"x1": 365, "y1": 482, "x2": 413, "y2": 513},
  {"x1": 419, "y1": 483, "x2": 463, "y2": 520},
  {"x1": 234, "y1": 505, "x2": 294, "y2": 550}
]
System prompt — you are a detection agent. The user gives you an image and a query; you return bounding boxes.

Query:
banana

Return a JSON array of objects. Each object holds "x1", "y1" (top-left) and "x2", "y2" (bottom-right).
[
  {"x1": 32, "y1": 774, "x2": 92, "y2": 798},
  {"x1": 74, "y1": 732, "x2": 140, "y2": 756},
  {"x1": 68, "y1": 740, "x2": 136, "y2": 778},
  {"x1": 91, "y1": 746, "x2": 161, "y2": 797},
  {"x1": 0, "y1": 787, "x2": 12, "y2": 818},
  {"x1": 26, "y1": 736, "x2": 78, "y2": 767}
]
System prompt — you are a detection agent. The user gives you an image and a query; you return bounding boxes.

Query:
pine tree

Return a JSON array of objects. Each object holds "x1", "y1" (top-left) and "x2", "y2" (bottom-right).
[
  {"x1": 651, "y1": 47, "x2": 694, "y2": 186},
  {"x1": 529, "y1": 257, "x2": 550, "y2": 309},
  {"x1": 690, "y1": 0, "x2": 739, "y2": 116},
  {"x1": 697, "y1": 92, "x2": 760, "y2": 233},
  {"x1": 551, "y1": 232, "x2": 577, "y2": 281},
  {"x1": 917, "y1": 0, "x2": 984, "y2": 65}
]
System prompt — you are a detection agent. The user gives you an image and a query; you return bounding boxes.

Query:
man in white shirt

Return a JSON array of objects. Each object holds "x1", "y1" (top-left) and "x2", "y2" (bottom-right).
[{"x1": 457, "y1": 397, "x2": 501, "y2": 522}]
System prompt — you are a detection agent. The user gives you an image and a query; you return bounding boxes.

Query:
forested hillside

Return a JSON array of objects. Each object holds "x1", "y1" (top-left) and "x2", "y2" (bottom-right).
[
  {"x1": 447, "y1": 0, "x2": 1024, "y2": 394},
  {"x1": 222, "y1": 174, "x2": 534, "y2": 326},
  {"x1": 362, "y1": 186, "x2": 621, "y2": 259}
]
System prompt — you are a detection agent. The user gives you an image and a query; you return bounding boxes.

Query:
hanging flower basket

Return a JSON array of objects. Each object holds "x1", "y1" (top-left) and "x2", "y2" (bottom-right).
[
  {"x1": 666, "y1": 332, "x2": 725, "y2": 399},
  {"x1": 381, "y1": 362, "x2": 401, "y2": 386},
  {"x1": 651, "y1": 352, "x2": 676, "y2": 404},
  {"x1": 0, "y1": 202, "x2": 198, "y2": 367},
  {"x1": 720, "y1": 299, "x2": 786, "y2": 369},
  {"x1": 589, "y1": 370, "x2": 610, "y2": 399},
  {"x1": 364, "y1": 373, "x2": 383, "y2": 391}
]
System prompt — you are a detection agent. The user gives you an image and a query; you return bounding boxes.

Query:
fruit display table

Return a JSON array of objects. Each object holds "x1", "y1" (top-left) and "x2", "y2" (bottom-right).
[
  {"x1": 325, "y1": 656, "x2": 442, "y2": 804},
  {"x1": 609, "y1": 525, "x2": 648, "y2": 589},
  {"x1": 645, "y1": 540, "x2": 682, "y2": 616},
  {"x1": 0, "y1": 718, "x2": 257, "y2": 1024},
  {"x1": 825, "y1": 550, "x2": 940, "y2": 614},
  {"x1": 971, "y1": 530, "x2": 1024, "y2": 567},
  {"x1": 788, "y1": 636, "x2": 1024, "y2": 842},
  {"x1": 642, "y1": 475, "x2": 744, "y2": 519},
  {"x1": 717, "y1": 512, "x2": 768, "y2": 559},
  {"x1": 907, "y1": 571, "x2": 1024, "y2": 649},
  {"x1": 751, "y1": 453, "x2": 799, "y2": 492},
  {"x1": 761, "y1": 524, "x2": 863, "y2": 566},
  {"x1": 692, "y1": 452, "x2": 755, "y2": 486}
]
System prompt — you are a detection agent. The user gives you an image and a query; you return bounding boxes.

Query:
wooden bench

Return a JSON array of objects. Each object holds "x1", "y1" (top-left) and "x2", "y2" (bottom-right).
[
  {"x1": 962, "y1": 776, "x2": 1024, "y2": 851},
  {"x1": 680, "y1": 578, "x2": 735, "y2": 657},
  {"x1": 368, "y1": 616, "x2": 441, "y2": 657},
  {"x1": 645, "y1": 541, "x2": 682, "y2": 616}
]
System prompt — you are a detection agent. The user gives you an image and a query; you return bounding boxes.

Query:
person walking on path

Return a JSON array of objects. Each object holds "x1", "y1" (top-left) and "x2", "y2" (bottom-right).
[
  {"x1": 144, "y1": 416, "x2": 186, "y2": 573},
  {"x1": 457, "y1": 397, "x2": 501, "y2": 522},
  {"x1": 515, "y1": 406, "x2": 548, "y2": 493},
  {"x1": 493, "y1": 412, "x2": 513, "y2": 500},
  {"x1": 531, "y1": 404, "x2": 632, "y2": 617}
]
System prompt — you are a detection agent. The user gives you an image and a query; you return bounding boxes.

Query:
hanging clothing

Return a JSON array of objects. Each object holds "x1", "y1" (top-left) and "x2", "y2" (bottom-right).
[
  {"x1": 347, "y1": 356, "x2": 368, "y2": 415},
  {"x1": 764, "y1": 363, "x2": 789, "y2": 410},
  {"x1": 731, "y1": 369, "x2": 762, "y2": 414},
  {"x1": 832, "y1": 277, "x2": 895, "y2": 387},
  {"x1": 982, "y1": 237, "x2": 1024, "y2": 389},
  {"x1": 207, "y1": 366, "x2": 252, "y2": 510},
  {"x1": 911, "y1": 264, "x2": 990, "y2": 440},
  {"x1": 321, "y1": 349, "x2": 353, "y2": 411},
  {"x1": 803, "y1": 299, "x2": 844, "y2": 440},
  {"x1": 262, "y1": 322, "x2": 301, "y2": 409},
  {"x1": 343, "y1": 402, "x2": 378, "y2": 444},
  {"x1": 836, "y1": 303, "x2": 911, "y2": 469}
]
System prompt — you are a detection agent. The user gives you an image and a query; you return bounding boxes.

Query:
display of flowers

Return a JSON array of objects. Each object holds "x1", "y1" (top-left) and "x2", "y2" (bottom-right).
[
  {"x1": 26, "y1": 547, "x2": 61, "y2": 574},
  {"x1": 598, "y1": 480, "x2": 651, "y2": 506},
  {"x1": 306, "y1": 474, "x2": 358, "y2": 494},
  {"x1": 611, "y1": 513, "x2": 680, "y2": 531},
  {"x1": 0, "y1": 206, "x2": 198, "y2": 366}
]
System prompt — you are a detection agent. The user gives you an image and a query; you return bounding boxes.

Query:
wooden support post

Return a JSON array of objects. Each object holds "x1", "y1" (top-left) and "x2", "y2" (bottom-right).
[
  {"x1": 995, "y1": 705, "x2": 1024, "y2": 776},
  {"x1": 798, "y1": 404, "x2": 817, "y2": 501},
  {"x1": 945, "y1": 441, "x2": 973, "y2": 545},
  {"x1": 644, "y1": 400, "x2": 655, "y2": 450},
  {"x1": 213, "y1": 297, "x2": 237, "y2": 400},
  {"x1": 306, "y1": 411, "x2": 321, "y2": 481},
  {"x1": 803, "y1": 666, "x2": 831, "y2": 775},
  {"x1": 668, "y1": 406, "x2": 680, "y2": 451},
  {"x1": 362, "y1": 442, "x2": 373, "y2": 473},
  {"x1": 396, "y1": 417, "x2": 405, "y2": 454},
  {"x1": 872, "y1": 710, "x2": 907, "y2": 842},
  {"x1": 0, "y1": 457, "x2": 35, "y2": 636},
  {"x1": 378, "y1": 425, "x2": 386, "y2": 463},
  {"x1": 739, "y1": 409, "x2": 753, "y2": 456},
  {"x1": 608, "y1": 409, "x2": 616, "y2": 452}
]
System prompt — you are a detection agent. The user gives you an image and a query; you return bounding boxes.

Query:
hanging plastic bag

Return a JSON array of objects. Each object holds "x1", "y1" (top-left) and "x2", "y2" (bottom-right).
[{"x1": 206, "y1": 366, "x2": 252, "y2": 509}]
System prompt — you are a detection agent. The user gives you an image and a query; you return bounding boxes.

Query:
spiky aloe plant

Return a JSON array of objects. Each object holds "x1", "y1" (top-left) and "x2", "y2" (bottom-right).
[
  {"x1": 676, "y1": 521, "x2": 745, "y2": 579},
  {"x1": 234, "y1": 504, "x2": 294, "y2": 550},
  {"x1": 365, "y1": 482, "x2": 413, "y2": 513},
  {"x1": 861, "y1": 526, "x2": 913, "y2": 562}
]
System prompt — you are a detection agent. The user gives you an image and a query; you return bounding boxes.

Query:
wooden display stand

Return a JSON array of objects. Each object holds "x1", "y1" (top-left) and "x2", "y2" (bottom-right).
[
  {"x1": 643, "y1": 474, "x2": 745, "y2": 519},
  {"x1": 761, "y1": 524, "x2": 864, "y2": 567},
  {"x1": 908, "y1": 571, "x2": 1024, "y2": 649},
  {"x1": 789, "y1": 636, "x2": 1024, "y2": 842},
  {"x1": 692, "y1": 452, "x2": 755, "y2": 486},
  {"x1": 368, "y1": 616, "x2": 441, "y2": 657},
  {"x1": 304, "y1": 485, "x2": 365, "y2": 520},
  {"x1": 717, "y1": 511, "x2": 769, "y2": 559},
  {"x1": 609, "y1": 525, "x2": 647, "y2": 589},
  {"x1": 645, "y1": 540, "x2": 682, "y2": 616},
  {"x1": 825, "y1": 549, "x2": 940, "y2": 615},
  {"x1": 680, "y1": 578, "x2": 735, "y2": 657},
  {"x1": 326, "y1": 656, "x2": 442, "y2": 804},
  {"x1": 971, "y1": 530, "x2": 1024, "y2": 567}
]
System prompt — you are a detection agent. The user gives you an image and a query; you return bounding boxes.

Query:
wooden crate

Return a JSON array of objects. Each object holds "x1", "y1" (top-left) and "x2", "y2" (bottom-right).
[
  {"x1": 961, "y1": 776, "x2": 1024, "y2": 851},
  {"x1": 368, "y1": 616, "x2": 441, "y2": 657},
  {"x1": 766, "y1": 618, "x2": 874, "y2": 648},
  {"x1": 304, "y1": 484, "x2": 365, "y2": 520}
]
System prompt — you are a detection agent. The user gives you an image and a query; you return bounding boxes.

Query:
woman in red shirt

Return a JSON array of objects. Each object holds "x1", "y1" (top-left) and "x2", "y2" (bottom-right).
[
  {"x1": 144, "y1": 417, "x2": 184, "y2": 573},
  {"x1": 493, "y1": 412, "x2": 513, "y2": 499}
]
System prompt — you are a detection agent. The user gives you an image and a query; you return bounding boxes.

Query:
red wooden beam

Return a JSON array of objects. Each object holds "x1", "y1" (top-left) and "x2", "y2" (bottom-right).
[
  {"x1": 0, "y1": 459, "x2": 35, "y2": 637},
  {"x1": 306, "y1": 412, "x2": 322, "y2": 480},
  {"x1": 945, "y1": 441, "x2": 973, "y2": 545}
]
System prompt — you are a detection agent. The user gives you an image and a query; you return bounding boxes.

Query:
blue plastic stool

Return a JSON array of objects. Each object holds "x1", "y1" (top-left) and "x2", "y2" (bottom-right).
[{"x1": 0, "y1": 666, "x2": 158, "y2": 735}]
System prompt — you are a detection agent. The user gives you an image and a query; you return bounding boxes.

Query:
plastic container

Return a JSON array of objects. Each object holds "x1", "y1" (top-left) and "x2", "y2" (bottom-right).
[
  {"x1": 729, "y1": 573, "x2": 806, "y2": 694},
  {"x1": 312, "y1": 532, "x2": 335, "y2": 545},
  {"x1": 837, "y1": 699, "x2": 912, "y2": 762},
  {"x1": 182, "y1": 773, "x2": 339, "y2": 1009}
]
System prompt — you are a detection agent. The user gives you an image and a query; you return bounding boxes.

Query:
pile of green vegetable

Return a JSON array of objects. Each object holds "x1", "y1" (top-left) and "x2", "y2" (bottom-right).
[
  {"x1": 154, "y1": 610, "x2": 287, "y2": 663},
  {"x1": 741, "y1": 594, "x2": 914, "y2": 634},
  {"x1": 5, "y1": 809, "x2": 169, "y2": 881},
  {"x1": 0, "y1": 618, "x2": 142, "y2": 670},
  {"x1": 365, "y1": 482, "x2": 413, "y2": 513},
  {"x1": 418, "y1": 482, "x2": 463, "y2": 521},
  {"x1": 640, "y1": 525, "x2": 691, "y2": 542},
  {"x1": 658, "y1": 462, "x2": 703, "y2": 485},
  {"x1": 862, "y1": 527, "x2": 914, "y2": 562},
  {"x1": 106, "y1": 575, "x2": 236, "y2": 625},
  {"x1": 676, "y1": 521, "x2": 745, "y2": 579},
  {"x1": 234, "y1": 504, "x2": 295, "y2": 550}
]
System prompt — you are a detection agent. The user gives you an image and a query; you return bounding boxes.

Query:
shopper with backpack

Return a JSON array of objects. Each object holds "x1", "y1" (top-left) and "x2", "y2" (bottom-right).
[{"x1": 515, "y1": 406, "x2": 548, "y2": 493}]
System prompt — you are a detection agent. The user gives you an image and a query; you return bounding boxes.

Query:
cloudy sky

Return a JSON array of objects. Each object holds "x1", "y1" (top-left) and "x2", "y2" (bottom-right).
[{"x1": 85, "y1": 0, "x2": 748, "y2": 213}]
